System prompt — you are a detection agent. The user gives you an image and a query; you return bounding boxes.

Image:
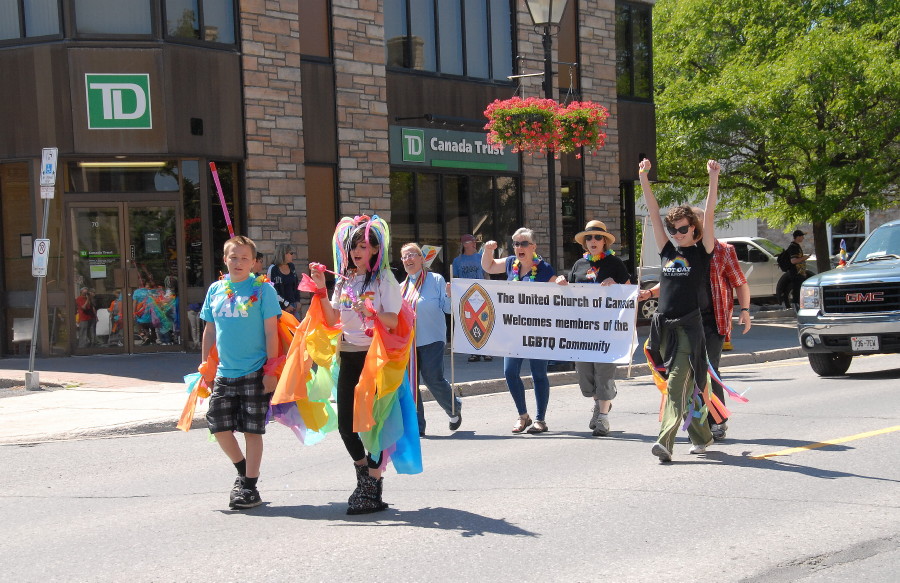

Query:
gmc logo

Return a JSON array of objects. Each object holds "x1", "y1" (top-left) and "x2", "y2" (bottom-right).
[{"x1": 845, "y1": 292, "x2": 884, "y2": 303}]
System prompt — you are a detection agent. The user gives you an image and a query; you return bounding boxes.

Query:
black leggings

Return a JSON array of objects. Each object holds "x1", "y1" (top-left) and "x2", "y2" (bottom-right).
[{"x1": 337, "y1": 350, "x2": 381, "y2": 468}]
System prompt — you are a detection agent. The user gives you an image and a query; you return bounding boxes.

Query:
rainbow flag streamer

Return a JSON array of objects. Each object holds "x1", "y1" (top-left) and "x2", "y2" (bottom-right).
[
  {"x1": 354, "y1": 301, "x2": 421, "y2": 474},
  {"x1": 838, "y1": 238, "x2": 848, "y2": 267}
]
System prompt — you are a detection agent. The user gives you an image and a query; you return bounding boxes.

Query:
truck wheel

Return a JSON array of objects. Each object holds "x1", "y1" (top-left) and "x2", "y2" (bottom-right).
[
  {"x1": 808, "y1": 352, "x2": 852, "y2": 376},
  {"x1": 639, "y1": 298, "x2": 658, "y2": 320}
]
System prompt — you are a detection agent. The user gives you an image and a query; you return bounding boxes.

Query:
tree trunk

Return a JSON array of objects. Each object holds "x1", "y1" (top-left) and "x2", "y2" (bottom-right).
[{"x1": 812, "y1": 221, "x2": 832, "y2": 273}]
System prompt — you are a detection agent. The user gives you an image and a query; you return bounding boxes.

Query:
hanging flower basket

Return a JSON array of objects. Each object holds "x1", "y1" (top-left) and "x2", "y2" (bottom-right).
[
  {"x1": 555, "y1": 101, "x2": 609, "y2": 156},
  {"x1": 484, "y1": 97, "x2": 609, "y2": 157},
  {"x1": 483, "y1": 97, "x2": 559, "y2": 153}
]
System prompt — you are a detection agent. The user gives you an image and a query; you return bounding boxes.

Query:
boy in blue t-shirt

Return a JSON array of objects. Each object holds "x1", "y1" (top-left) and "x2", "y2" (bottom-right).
[{"x1": 200, "y1": 236, "x2": 281, "y2": 509}]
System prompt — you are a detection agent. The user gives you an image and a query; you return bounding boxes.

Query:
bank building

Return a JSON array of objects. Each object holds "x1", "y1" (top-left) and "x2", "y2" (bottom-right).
[{"x1": 0, "y1": 0, "x2": 655, "y2": 356}]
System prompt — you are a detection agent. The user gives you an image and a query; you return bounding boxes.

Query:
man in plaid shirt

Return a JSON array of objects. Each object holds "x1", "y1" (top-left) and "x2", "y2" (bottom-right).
[{"x1": 704, "y1": 232, "x2": 752, "y2": 440}]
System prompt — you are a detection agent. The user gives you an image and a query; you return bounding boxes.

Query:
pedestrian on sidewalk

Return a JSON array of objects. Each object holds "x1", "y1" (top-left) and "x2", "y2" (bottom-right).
[
  {"x1": 75, "y1": 287, "x2": 97, "y2": 348},
  {"x1": 639, "y1": 158, "x2": 719, "y2": 462},
  {"x1": 308, "y1": 214, "x2": 408, "y2": 515},
  {"x1": 556, "y1": 220, "x2": 630, "y2": 436},
  {"x1": 401, "y1": 242, "x2": 462, "y2": 436},
  {"x1": 482, "y1": 228, "x2": 556, "y2": 435},
  {"x1": 199, "y1": 236, "x2": 281, "y2": 509},
  {"x1": 452, "y1": 233, "x2": 492, "y2": 362},
  {"x1": 267, "y1": 244, "x2": 301, "y2": 316}
]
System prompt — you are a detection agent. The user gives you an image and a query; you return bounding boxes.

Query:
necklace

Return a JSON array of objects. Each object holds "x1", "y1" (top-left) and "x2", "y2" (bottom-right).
[
  {"x1": 222, "y1": 274, "x2": 267, "y2": 312},
  {"x1": 512, "y1": 253, "x2": 541, "y2": 281},
  {"x1": 583, "y1": 250, "x2": 614, "y2": 281}
]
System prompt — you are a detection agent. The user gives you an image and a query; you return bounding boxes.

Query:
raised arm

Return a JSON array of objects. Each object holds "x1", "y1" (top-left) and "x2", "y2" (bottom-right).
[
  {"x1": 638, "y1": 159, "x2": 667, "y2": 254},
  {"x1": 480, "y1": 240, "x2": 508, "y2": 275},
  {"x1": 702, "y1": 160, "x2": 720, "y2": 253}
]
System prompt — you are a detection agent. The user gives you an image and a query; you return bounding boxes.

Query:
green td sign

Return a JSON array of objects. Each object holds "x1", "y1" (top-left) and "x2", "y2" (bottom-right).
[{"x1": 85, "y1": 74, "x2": 152, "y2": 129}]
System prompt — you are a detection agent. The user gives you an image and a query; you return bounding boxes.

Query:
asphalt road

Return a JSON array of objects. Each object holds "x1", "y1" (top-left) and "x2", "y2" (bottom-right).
[{"x1": 2, "y1": 354, "x2": 898, "y2": 582}]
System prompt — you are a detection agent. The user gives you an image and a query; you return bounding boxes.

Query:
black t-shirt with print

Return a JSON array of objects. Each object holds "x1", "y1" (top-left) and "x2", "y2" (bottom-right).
[
  {"x1": 568, "y1": 255, "x2": 630, "y2": 284},
  {"x1": 657, "y1": 241, "x2": 712, "y2": 319}
]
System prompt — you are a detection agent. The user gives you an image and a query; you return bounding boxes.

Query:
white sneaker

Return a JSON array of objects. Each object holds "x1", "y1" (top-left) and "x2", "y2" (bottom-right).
[
  {"x1": 689, "y1": 439, "x2": 714, "y2": 454},
  {"x1": 651, "y1": 442, "x2": 672, "y2": 462}
]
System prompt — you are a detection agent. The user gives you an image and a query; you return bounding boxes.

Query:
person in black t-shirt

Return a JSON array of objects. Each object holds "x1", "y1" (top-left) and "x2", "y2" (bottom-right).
[
  {"x1": 555, "y1": 219, "x2": 630, "y2": 436},
  {"x1": 267, "y1": 243, "x2": 301, "y2": 315},
  {"x1": 783, "y1": 230, "x2": 812, "y2": 309},
  {"x1": 639, "y1": 158, "x2": 720, "y2": 463}
]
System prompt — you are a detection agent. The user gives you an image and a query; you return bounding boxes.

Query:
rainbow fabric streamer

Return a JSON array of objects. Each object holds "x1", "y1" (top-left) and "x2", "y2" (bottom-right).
[{"x1": 643, "y1": 338, "x2": 748, "y2": 428}]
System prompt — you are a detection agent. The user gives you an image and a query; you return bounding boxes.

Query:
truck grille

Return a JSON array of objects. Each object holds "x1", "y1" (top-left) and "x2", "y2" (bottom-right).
[{"x1": 822, "y1": 283, "x2": 900, "y2": 314}]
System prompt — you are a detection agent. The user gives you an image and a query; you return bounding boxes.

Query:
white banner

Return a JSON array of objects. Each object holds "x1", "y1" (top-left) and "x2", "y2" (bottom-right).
[{"x1": 451, "y1": 279, "x2": 639, "y2": 363}]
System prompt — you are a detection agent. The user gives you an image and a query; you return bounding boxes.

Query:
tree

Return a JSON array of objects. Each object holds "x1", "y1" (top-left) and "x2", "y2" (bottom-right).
[{"x1": 652, "y1": 0, "x2": 900, "y2": 271}]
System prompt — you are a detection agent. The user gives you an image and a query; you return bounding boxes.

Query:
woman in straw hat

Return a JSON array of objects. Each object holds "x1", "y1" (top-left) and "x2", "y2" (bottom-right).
[{"x1": 555, "y1": 220, "x2": 631, "y2": 436}]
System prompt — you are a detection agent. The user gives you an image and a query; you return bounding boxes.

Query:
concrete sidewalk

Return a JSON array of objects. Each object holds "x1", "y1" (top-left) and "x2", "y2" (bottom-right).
[{"x1": 0, "y1": 311, "x2": 802, "y2": 445}]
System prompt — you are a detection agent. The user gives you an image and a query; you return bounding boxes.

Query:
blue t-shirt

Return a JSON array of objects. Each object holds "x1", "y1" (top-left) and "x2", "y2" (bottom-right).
[
  {"x1": 404, "y1": 271, "x2": 451, "y2": 347},
  {"x1": 504, "y1": 255, "x2": 555, "y2": 282},
  {"x1": 452, "y1": 253, "x2": 486, "y2": 279},
  {"x1": 200, "y1": 277, "x2": 281, "y2": 378}
]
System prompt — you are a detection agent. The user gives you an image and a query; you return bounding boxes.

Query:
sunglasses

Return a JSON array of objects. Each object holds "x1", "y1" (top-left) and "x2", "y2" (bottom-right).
[
  {"x1": 666, "y1": 224, "x2": 691, "y2": 235},
  {"x1": 512, "y1": 240, "x2": 532, "y2": 248},
  {"x1": 583, "y1": 234, "x2": 607, "y2": 242}
]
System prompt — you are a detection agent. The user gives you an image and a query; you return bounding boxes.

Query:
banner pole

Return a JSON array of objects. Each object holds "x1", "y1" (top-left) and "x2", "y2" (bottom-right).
[
  {"x1": 626, "y1": 215, "x2": 650, "y2": 379},
  {"x1": 449, "y1": 276, "x2": 457, "y2": 416}
]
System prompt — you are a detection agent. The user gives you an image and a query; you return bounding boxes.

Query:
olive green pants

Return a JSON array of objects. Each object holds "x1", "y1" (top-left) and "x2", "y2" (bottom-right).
[{"x1": 657, "y1": 326, "x2": 713, "y2": 452}]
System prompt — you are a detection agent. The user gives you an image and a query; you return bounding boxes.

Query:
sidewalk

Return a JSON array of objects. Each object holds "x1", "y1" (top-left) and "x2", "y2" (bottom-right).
[{"x1": 0, "y1": 311, "x2": 802, "y2": 445}]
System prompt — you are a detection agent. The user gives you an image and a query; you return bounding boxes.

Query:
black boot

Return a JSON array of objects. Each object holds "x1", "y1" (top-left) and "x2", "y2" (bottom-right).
[
  {"x1": 347, "y1": 474, "x2": 388, "y2": 515},
  {"x1": 347, "y1": 463, "x2": 368, "y2": 506}
]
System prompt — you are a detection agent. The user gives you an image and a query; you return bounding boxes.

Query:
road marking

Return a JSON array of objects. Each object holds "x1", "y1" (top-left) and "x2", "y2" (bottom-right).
[{"x1": 751, "y1": 425, "x2": 900, "y2": 459}]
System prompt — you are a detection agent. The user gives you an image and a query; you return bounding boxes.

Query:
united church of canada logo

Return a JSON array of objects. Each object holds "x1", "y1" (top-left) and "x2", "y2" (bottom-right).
[{"x1": 459, "y1": 283, "x2": 494, "y2": 350}]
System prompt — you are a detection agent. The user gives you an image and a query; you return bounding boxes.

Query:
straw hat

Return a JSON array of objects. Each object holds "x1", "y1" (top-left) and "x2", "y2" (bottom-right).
[{"x1": 574, "y1": 220, "x2": 615, "y2": 248}]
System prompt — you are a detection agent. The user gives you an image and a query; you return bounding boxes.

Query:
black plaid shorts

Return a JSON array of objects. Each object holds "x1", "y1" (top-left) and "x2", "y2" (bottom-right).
[{"x1": 205, "y1": 369, "x2": 272, "y2": 434}]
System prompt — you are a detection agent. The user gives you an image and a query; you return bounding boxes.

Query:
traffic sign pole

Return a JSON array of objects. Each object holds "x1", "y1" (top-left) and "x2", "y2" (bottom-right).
[{"x1": 27, "y1": 148, "x2": 57, "y2": 390}]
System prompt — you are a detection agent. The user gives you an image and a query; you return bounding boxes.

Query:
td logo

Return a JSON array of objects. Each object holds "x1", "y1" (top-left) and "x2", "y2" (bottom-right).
[
  {"x1": 85, "y1": 74, "x2": 152, "y2": 129},
  {"x1": 401, "y1": 128, "x2": 425, "y2": 163}
]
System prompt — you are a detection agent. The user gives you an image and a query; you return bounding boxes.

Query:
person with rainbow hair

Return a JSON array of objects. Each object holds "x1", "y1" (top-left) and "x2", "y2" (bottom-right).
[{"x1": 305, "y1": 214, "x2": 420, "y2": 514}]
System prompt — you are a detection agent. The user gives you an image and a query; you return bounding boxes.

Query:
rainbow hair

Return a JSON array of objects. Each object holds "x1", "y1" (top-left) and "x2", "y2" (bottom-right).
[{"x1": 332, "y1": 214, "x2": 391, "y2": 276}]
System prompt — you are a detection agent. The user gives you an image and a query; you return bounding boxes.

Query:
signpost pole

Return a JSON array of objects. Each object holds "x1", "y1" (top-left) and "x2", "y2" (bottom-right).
[{"x1": 26, "y1": 148, "x2": 57, "y2": 391}]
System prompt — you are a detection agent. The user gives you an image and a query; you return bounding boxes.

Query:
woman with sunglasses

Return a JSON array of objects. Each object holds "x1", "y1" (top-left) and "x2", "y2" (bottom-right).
[
  {"x1": 555, "y1": 220, "x2": 630, "y2": 436},
  {"x1": 268, "y1": 243, "x2": 300, "y2": 314},
  {"x1": 400, "y1": 242, "x2": 462, "y2": 436},
  {"x1": 481, "y1": 228, "x2": 556, "y2": 434},
  {"x1": 639, "y1": 158, "x2": 720, "y2": 462}
]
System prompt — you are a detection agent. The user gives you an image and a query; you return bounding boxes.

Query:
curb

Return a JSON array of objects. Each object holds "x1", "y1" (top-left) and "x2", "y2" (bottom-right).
[{"x1": 2, "y1": 347, "x2": 805, "y2": 445}]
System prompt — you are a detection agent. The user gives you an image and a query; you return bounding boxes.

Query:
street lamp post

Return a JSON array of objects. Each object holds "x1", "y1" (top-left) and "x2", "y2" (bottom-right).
[{"x1": 525, "y1": 0, "x2": 569, "y2": 269}]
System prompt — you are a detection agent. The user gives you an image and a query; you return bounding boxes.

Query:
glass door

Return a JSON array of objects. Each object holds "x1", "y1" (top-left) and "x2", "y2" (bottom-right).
[
  {"x1": 125, "y1": 204, "x2": 181, "y2": 353},
  {"x1": 69, "y1": 205, "x2": 127, "y2": 354},
  {"x1": 69, "y1": 202, "x2": 181, "y2": 354}
]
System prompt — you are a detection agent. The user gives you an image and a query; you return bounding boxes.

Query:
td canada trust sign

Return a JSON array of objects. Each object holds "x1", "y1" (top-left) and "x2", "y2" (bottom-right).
[
  {"x1": 85, "y1": 74, "x2": 152, "y2": 130},
  {"x1": 390, "y1": 126, "x2": 518, "y2": 172}
]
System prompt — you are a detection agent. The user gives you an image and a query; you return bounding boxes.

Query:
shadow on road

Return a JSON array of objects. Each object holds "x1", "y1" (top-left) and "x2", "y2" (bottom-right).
[{"x1": 240, "y1": 503, "x2": 539, "y2": 537}]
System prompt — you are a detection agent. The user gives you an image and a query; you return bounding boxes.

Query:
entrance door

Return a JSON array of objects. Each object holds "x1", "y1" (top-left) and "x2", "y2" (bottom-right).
[{"x1": 69, "y1": 202, "x2": 181, "y2": 354}]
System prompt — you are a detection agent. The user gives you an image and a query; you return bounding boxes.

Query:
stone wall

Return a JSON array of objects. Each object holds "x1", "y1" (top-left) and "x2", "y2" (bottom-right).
[{"x1": 240, "y1": 0, "x2": 306, "y2": 258}]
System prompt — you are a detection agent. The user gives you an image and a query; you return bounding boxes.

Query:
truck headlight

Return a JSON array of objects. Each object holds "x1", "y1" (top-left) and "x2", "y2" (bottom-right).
[{"x1": 799, "y1": 286, "x2": 819, "y2": 310}]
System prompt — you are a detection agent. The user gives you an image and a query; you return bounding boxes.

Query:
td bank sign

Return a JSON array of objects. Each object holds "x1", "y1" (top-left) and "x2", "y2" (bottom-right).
[{"x1": 85, "y1": 74, "x2": 152, "y2": 129}]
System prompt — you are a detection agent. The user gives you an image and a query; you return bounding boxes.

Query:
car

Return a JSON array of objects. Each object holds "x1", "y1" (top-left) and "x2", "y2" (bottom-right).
[
  {"x1": 637, "y1": 236, "x2": 818, "y2": 318},
  {"x1": 796, "y1": 219, "x2": 900, "y2": 376}
]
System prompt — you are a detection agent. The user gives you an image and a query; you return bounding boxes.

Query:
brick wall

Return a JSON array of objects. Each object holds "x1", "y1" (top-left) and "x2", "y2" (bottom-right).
[{"x1": 240, "y1": 0, "x2": 306, "y2": 259}]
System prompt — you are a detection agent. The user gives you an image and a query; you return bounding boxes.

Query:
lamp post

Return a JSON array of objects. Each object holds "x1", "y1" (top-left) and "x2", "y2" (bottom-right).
[{"x1": 525, "y1": 0, "x2": 569, "y2": 269}]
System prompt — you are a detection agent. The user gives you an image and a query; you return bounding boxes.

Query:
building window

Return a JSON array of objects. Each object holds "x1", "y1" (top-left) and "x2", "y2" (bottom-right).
[
  {"x1": 561, "y1": 179, "x2": 583, "y2": 269},
  {"x1": 385, "y1": 0, "x2": 513, "y2": 81},
  {"x1": 164, "y1": 0, "x2": 236, "y2": 44},
  {"x1": 73, "y1": 0, "x2": 153, "y2": 35},
  {"x1": 1, "y1": 0, "x2": 61, "y2": 40},
  {"x1": 616, "y1": 1, "x2": 652, "y2": 100},
  {"x1": 389, "y1": 170, "x2": 520, "y2": 279}
]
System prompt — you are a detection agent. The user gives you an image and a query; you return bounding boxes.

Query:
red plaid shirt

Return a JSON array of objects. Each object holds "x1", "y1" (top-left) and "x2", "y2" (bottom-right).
[{"x1": 709, "y1": 240, "x2": 747, "y2": 338}]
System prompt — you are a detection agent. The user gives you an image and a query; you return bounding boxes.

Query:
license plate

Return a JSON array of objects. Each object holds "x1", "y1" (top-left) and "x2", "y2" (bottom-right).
[{"x1": 851, "y1": 336, "x2": 879, "y2": 351}]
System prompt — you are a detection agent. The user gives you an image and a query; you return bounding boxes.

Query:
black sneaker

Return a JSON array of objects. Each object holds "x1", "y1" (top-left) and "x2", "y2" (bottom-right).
[
  {"x1": 231, "y1": 487, "x2": 263, "y2": 509},
  {"x1": 228, "y1": 476, "x2": 243, "y2": 508},
  {"x1": 449, "y1": 413, "x2": 462, "y2": 431},
  {"x1": 483, "y1": 355, "x2": 493, "y2": 361},
  {"x1": 467, "y1": 355, "x2": 481, "y2": 362}
]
